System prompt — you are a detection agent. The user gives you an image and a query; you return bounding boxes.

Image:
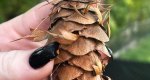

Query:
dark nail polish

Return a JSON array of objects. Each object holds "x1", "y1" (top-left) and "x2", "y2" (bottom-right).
[
  {"x1": 29, "y1": 42, "x2": 59, "y2": 69},
  {"x1": 106, "y1": 46, "x2": 113, "y2": 62},
  {"x1": 106, "y1": 46, "x2": 113, "y2": 55}
]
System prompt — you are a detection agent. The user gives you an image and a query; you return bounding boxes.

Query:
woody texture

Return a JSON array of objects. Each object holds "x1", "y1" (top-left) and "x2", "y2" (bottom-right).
[{"x1": 46, "y1": 0, "x2": 112, "y2": 80}]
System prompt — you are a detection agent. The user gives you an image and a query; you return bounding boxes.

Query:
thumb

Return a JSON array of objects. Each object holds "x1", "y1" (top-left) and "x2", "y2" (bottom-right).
[{"x1": 0, "y1": 42, "x2": 59, "y2": 80}]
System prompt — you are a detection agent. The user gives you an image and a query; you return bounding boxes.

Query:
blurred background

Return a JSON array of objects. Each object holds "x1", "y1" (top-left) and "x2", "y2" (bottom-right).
[{"x1": 0, "y1": 0, "x2": 150, "y2": 80}]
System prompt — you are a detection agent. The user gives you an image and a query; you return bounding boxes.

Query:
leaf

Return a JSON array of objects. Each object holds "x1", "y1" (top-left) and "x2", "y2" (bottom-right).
[
  {"x1": 71, "y1": 0, "x2": 93, "y2": 3},
  {"x1": 61, "y1": 37, "x2": 95, "y2": 56},
  {"x1": 69, "y1": 52, "x2": 102, "y2": 72},
  {"x1": 54, "y1": 49, "x2": 73, "y2": 64},
  {"x1": 107, "y1": 11, "x2": 111, "y2": 38},
  {"x1": 63, "y1": 12, "x2": 96, "y2": 24},
  {"x1": 48, "y1": 29, "x2": 79, "y2": 45},
  {"x1": 70, "y1": 2, "x2": 88, "y2": 19},
  {"x1": 58, "y1": 65, "x2": 83, "y2": 80},
  {"x1": 94, "y1": 7, "x2": 103, "y2": 25},
  {"x1": 11, "y1": 29, "x2": 48, "y2": 42},
  {"x1": 92, "y1": 65, "x2": 101, "y2": 75},
  {"x1": 51, "y1": 9, "x2": 74, "y2": 24},
  {"x1": 77, "y1": 72, "x2": 101, "y2": 80},
  {"x1": 79, "y1": 25, "x2": 109, "y2": 42},
  {"x1": 60, "y1": 29, "x2": 79, "y2": 41},
  {"x1": 96, "y1": 43, "x2": 111, "y2": 57},
  {"x1": 52, "y1": 20, "x2": 86, "y2": 32},
  {"x1": 30, "y1": 29, "x2": 48, "y2": 42},
  {"x1": 51, "y1": 0, "x2": 63, "y2": 5}
]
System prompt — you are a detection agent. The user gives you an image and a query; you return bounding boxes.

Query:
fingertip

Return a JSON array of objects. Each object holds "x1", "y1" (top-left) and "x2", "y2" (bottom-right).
[
  {"x1": 38, "y1": 60, "x2": 54, "y2": 74},
  {"x1": 12, "y1": 50, "x2": 54, "y2": 79},
  {"x1": 31, "y1": 60, "x2": 54, "y2": 79}
]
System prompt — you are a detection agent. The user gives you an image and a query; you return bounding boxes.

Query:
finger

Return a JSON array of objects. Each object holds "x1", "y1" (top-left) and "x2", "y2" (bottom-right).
[
  {"x1": 0, "y1": 1, "x2": 53, "y2": 51},
  {"x1": 0, "y1": 50, "x2": 54, "y2": 80},
  {"x1": 0, "y1": 42, "x2": 59, "y2": 80}
]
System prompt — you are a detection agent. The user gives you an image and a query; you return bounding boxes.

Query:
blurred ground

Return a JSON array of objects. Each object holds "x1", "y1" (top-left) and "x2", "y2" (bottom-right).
[{"x1": 0, "y1": 0, "x2": 150, "y2": 80}]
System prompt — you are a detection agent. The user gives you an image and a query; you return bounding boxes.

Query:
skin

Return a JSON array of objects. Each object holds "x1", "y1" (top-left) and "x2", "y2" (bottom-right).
[{"x1": 0, "y1": 1, "x2": 54, "y2": 80}]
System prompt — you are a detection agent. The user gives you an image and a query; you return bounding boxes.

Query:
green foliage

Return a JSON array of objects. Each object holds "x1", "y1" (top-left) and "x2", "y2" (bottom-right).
[
  {"x1": 106, "y1": 0, "x2": 150, "y2": 35},
  {"x1": 120, "y1": 35, "x2": 150, "y2": 62},
  {"x1": 0, "y1": 0, "x2": 40, "y2": 23},
  {"x1": 104, "y1": 0, "x2": 150, "y2": 62}
]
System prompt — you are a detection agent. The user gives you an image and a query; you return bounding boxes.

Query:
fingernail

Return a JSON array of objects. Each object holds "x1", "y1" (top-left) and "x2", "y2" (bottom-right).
[
  {"x1": 29, "y1": 42, "x2": 59, "y2": 69},
  {"x1": 106, "y1": 46, "x2": 113, "y2": 61},
  {"x1": 106, "y1": 46, "x2": 113, "y2": 55}
]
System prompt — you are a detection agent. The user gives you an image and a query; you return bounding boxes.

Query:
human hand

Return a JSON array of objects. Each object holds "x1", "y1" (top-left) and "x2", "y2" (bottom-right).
[{"x1": 0, "y1": 1, "x2": 57, "y2": 80}]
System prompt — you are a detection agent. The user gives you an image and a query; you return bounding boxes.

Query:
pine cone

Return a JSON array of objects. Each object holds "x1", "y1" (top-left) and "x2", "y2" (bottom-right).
[{"x1": 47, "y1": 0, "x2": 112, "y2": 80}]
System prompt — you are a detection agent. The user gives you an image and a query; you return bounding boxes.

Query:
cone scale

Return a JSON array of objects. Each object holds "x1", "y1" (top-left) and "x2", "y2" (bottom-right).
[{"x1": 47, "y1": 0, "x2": 112, "y2": 80}]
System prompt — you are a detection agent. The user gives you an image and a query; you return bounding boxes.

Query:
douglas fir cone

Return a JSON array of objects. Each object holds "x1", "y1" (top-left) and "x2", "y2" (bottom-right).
[{"x1": 47, "y1": 0, "x2": 112, "y2": 80}]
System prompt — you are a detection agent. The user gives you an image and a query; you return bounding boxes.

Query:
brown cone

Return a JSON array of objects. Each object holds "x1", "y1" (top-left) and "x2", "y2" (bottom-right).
[{"x1": 47, "y1": 0, "x2": 112, "y2": 80}]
